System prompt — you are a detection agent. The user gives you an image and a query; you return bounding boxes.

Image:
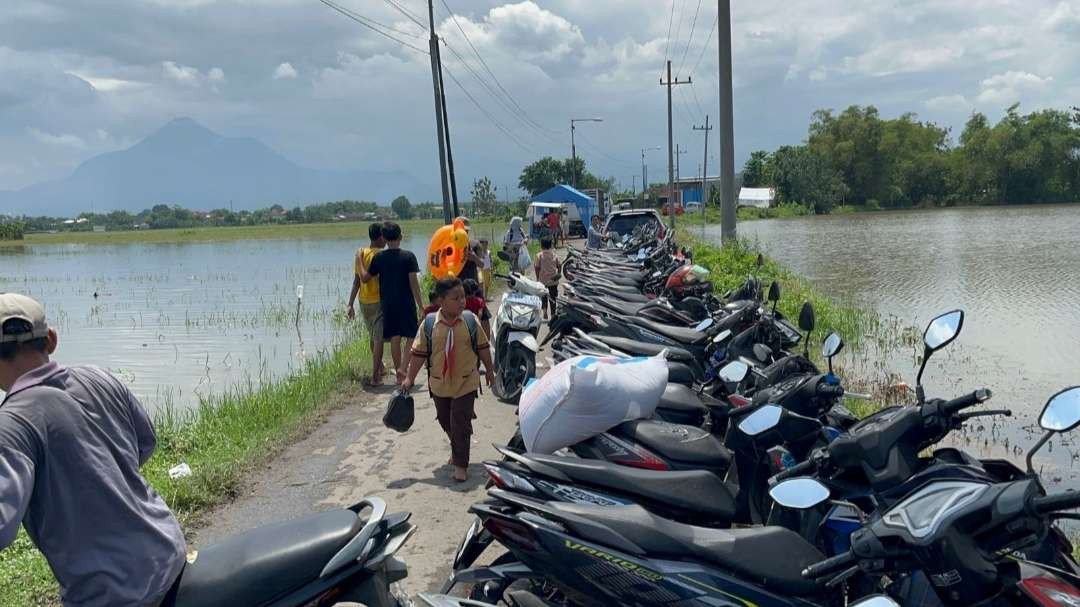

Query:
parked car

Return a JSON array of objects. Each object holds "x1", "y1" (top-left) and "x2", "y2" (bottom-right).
[{"x1": 603, "y1": 209, "x2": 665, "y2": 241}]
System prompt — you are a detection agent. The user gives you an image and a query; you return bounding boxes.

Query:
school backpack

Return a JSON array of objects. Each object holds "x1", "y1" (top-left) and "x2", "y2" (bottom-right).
[{"x1": 420, "y1": 310, "x2": 480, "y2": 373}]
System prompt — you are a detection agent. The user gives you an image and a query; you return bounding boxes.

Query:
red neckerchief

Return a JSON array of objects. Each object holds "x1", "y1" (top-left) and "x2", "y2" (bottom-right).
[{"x1": 439, "y1": 312, "x2": 462, "y2": 376}]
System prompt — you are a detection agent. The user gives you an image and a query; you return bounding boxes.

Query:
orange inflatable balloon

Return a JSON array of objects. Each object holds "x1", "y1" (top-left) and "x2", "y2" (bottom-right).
[{"x1": 427, "y1": 224, "x2": 467, "y2": 278}]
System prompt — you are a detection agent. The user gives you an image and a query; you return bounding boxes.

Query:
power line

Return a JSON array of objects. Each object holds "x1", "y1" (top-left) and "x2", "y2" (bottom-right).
[
  {"x1": 439, "y1": 39, "x2": 558, "y2": 147},
  {"x1": 663, "y1": 0, "x2": 676, "y2": 69},
  {"x1": 671, "y1": 0, "x2": 687, "y2": 68},
  {"x1": 689, "y1": 80, "x2": 706, "y2": 119},
  {"x1": 440, "y1": 0, "x2": 556, "y2": 136},
  {"x1": 381, "y1": 0, "x2": 425, "y2": 29},
  {"x1": 576, "y1": 131, "x2": 637, "y2": 168},
  {"x1": 691, "y1": 12, "x2": 718, "y2": 75},
  {"x1": 317, "y1": 0, "x2": 428, "y2": 53},
  {"x1": 441, "y1": 64, "x2": 536, "y2": 154},
  {"x1": 676, "y1": 0, "x2": 703, "y2": 77}
]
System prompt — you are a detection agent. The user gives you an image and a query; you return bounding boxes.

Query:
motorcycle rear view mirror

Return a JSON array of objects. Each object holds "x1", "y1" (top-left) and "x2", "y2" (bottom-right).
[
  {"x1": 849, "y1": 596, "x2": 901, "y2": 607},
  {"x1": 717, "y1": 361, "x2": 750, "y2": 384},
  {"x1": 1040, "y1": 386, "x2": 1080, "y2": 432},
  {"x1": 711, "y1": 329, "x2": 732, "y2": 344},
  {"x1": 753, "y1": 343, "x2": 773, "y2": 363},
  {"x1": 1028, "y1": 385, "x2": 1080, "y2": 473},
  {"x1": 768, "y1": 477, "x2": 830, "y2": 510},
  {"x1": 798, "y1": 302, "x2": 815, "y2": 356},
  {"x1": 822, "y1": 332, "x2": 843, "y2": 375},
  {"x1": 915, "y1": 309, "x2": 964, "y2": 402},
  {"x1": 737, "y1": 404, "x2": 783, "y2": 436},
  {"x1": 497, "y1": 250, "x2": 512, "y2": 262},
  {"x1": 767, "y1": 281, "x2": 781, "y2": 312}
]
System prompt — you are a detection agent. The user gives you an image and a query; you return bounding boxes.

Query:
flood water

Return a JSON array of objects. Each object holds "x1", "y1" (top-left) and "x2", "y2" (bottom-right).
[
  {"x1": 0, "y1": 233, "x2": 432, "y2": 415},
  {"x1": 707, "y1": 204, "x2": 1080, "y2": 476}
]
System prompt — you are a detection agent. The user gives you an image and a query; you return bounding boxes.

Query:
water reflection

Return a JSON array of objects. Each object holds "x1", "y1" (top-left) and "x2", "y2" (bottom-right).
[
  {"x1": 708, "y1": 204, "x2": 1080, "y2": 478},
  {"x1": 0, "y1": 233, "x2": 432, "y2": 413}
]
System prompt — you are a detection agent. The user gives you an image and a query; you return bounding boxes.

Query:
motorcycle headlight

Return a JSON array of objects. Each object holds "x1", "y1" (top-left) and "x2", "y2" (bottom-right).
[
  {"x1": 510, "y1": 304, "x2": 536, "y2": 328},
  {"x1": 882, "y1": 481, "x2": 987, "y2": 539}
]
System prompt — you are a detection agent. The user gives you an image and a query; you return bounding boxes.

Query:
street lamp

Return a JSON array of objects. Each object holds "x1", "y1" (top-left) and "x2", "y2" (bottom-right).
[
  {"x1": 570, "y1": 118, "x2": 603, "y2": 187},
  {"x1": 641, "y1": 146, "x2": 661, "y2": 204}
]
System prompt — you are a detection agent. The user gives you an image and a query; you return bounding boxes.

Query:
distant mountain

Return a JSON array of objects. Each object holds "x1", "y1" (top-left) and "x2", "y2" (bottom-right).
[{"x1": 0, "y1": 117, "x2": 435, "y2": 216}]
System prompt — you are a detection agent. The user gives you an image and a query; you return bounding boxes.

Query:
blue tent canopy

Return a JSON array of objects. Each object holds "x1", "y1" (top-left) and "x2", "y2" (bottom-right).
[{"x1": 532, "y1": 184, "x2": 596, "y2": 230}]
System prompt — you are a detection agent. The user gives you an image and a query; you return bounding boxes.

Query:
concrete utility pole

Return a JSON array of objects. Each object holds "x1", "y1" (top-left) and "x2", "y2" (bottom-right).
[
  {"x1": 718, "y1": 0, "x2": 736, "y2": 243},
  {"x1": 661, "y1": 60, "x2": 691, "y2": 230},
  {"x1": 641, "y1": 146, "x2": 660, "y2": 206},
  {"x1": 694, "y1": 115, "x2": 712, "y2": 238},
  {"x1": 427, "y1": 0, "x2": 451, "y2": 224},
  {"x1": 675, "y1": 143, "x2": 688, "y2": 181},
  {"x1": 434, "y1": 39, "x2": 459, "y2": 218},
  {"x1": 570, "y1": 118, "x2": 603, "y2": 188}
]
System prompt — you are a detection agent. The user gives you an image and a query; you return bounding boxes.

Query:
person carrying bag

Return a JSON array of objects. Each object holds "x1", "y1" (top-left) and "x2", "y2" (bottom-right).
[{"x1": 400, "y1": 277, "x2": 495, "y2": 482}]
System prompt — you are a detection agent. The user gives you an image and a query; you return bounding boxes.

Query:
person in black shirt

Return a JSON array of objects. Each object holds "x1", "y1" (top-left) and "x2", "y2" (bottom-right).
[{"x1": 363, "y1": 222, "x2": 423, "y2": 384}]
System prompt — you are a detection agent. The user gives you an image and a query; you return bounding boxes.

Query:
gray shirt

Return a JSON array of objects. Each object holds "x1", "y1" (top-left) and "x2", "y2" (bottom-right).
[{"x1": 0, "y1": 362, "x2": 185, "y2": 606}]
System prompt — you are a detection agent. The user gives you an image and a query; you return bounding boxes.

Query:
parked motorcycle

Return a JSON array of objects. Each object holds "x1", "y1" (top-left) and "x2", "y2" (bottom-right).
[
  {"x1": 166, "y1": 497, "x2": 414, "y2": 607},
  {"x1": 490, "y1": 256, "x2": 548, "y2": 404}
]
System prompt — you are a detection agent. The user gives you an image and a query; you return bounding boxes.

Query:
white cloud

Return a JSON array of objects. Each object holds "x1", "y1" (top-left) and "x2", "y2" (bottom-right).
[
  {"x1": 976, "y1": 70, "x2": 1052, "y2": 105},
  {"x1": 65, "y1": 71, "x2": 143, "y2": 92},
  {"x1": 162, "y1": 60, "x2": 201, "y2": 85},
  {"x1": 925, "y1": 94, "x2": 971, "y2": 112},
  {"x1": 273, "y1": 62, "x2": 297, "y2": 79},
  {"x1": 27, "y1": 127, "x2": 86, "y2": 149},
  {"x1": 207, "y1": 67, "x2": 225, "y2": 82},
  {"x1": 1045, "y1": 1, "x2": 1080, "y2": 35}
]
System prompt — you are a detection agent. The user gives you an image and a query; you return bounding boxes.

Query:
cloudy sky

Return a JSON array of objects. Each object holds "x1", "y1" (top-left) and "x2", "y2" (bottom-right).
[{"x1": 2, "y1": 0, "x2": 1078, "y2": 200}]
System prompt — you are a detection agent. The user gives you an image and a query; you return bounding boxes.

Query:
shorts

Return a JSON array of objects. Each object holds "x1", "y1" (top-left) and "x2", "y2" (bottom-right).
[{"x1": 360, "y1": 302, "x2": 386, "y2": 342}]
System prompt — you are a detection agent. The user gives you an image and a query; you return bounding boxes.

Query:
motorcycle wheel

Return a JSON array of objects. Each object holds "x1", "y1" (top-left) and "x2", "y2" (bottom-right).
[{"x1": 496, "y1": 345, "x2": 535, "y2": 405}]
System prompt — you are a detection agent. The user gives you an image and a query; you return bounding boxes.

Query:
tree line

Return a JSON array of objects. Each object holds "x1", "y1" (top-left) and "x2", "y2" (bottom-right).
[
  {"x1": 741, "y1": 104, "x2": 1080, "y2": 213},
  {"x1": 17, "y1": 199, "x2": 395, "y2": 232}
]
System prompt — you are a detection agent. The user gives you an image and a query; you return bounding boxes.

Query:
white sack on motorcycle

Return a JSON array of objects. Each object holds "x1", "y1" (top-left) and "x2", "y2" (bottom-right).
[{"x1": 518, "y1": 353, "x2": 668, "y2": 454}]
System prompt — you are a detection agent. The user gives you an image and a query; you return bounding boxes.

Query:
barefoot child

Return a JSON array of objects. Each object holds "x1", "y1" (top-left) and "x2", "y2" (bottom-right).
[{"x1": 402, "y1": 278, "x2": 495, "y2": 482}]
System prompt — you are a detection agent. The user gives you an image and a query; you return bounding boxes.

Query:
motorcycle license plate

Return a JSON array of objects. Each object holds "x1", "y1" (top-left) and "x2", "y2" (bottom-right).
[{"x1": 506, "y1": 293, "x2": 542, "y2": 307}]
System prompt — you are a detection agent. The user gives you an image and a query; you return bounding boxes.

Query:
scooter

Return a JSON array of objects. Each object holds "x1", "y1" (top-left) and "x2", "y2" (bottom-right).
[
  {"x1": 166, "y1": 496, "x2": 414, "y2": 607},
  {"x1": 491, "y1": 253, "x2": 547, "y2": 404}
]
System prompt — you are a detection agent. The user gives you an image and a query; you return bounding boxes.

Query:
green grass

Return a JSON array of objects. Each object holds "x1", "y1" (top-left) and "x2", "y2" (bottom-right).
[
  {"x1": 683, "y1": 232, "x2": 870, "y2": 345},
  {"x1": 0, "y1": 327, "x2": 374, "y2": 605},
  {"x1": 5, "y1": 219, "x2": 505, "y2": 247}
]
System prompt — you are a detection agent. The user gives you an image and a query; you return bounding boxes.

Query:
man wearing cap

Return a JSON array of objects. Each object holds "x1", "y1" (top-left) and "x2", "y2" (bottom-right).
[{"x1": 0, "y1": 293, "x2": 186, "y2": 606}]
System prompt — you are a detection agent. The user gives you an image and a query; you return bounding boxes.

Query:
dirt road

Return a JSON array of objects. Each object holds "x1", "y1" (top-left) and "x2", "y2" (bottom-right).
[{"x1": 191, "y1": 309, "x2": 536, "y2": 597}]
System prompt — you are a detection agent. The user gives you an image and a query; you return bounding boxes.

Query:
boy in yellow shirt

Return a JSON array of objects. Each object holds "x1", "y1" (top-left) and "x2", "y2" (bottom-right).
[
  {"x1": 402, "y1": 278, "x2": 495, "y2": 482},
  {"x1": 346, "y1": 223, "x2": 387, "y2": 385}
]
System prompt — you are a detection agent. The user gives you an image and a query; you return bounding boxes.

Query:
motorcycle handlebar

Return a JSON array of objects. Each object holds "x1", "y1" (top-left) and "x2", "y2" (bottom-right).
[
  {"x1": 802, "y1": 551, "x2": 855, "y2": 580},
  {"x1": 816, "y1": 383, "x2": 845, "y2": 398},
  {"x1": 1031, "y1": 490, "x2": 1080, "y2": 516},
  {"x1": 768, "y1": 458, "x2": 817, "y2": 486},
  {"x1": 941, "y1": 388, "x2": 993, "y2": 415}
]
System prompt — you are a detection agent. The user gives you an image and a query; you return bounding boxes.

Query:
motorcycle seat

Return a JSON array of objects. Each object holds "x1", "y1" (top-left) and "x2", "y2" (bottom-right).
[
  {"x1": 521, "y1": 453, "x2": 736, "y2": 521},
  {"x1": 665, "y1": 361, "x2": 697, "y2": 385},
  {"x1": 656, "y1": 383, "x2": 708, "y2": 415},
  {"x1": 591, "y1": 335, "x2": 695, "y2": 362},
  {"x1": 547, "y1": 501, "x2": 824, "y2": 596},
  {"x1": 170, "y1": 509, "x2": 361, "y2": 607},
  {"x1": 610, "y1": 419, "x2": 730, "y2": 471},
  {"x1": 627, "y1": 316, "x2": 709, "y2": 345}
]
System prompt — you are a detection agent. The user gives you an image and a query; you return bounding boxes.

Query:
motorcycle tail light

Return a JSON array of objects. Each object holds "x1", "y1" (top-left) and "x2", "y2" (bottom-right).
[
  {"x1": 729, "y1": 394, "x2": 751, "y2": 408},
  {"x1": 1020, "y1": 577, "x2": 1080, "y2": 607},
  {"x1": 484, "y1": 464, "x2": 537, "y2": 494},
  {"x1": 482, "y1": 517, "x2": 542, "y2": 552},
  {"x1": 609, "y1": 442, "x2": 670, "y2": 471}
]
